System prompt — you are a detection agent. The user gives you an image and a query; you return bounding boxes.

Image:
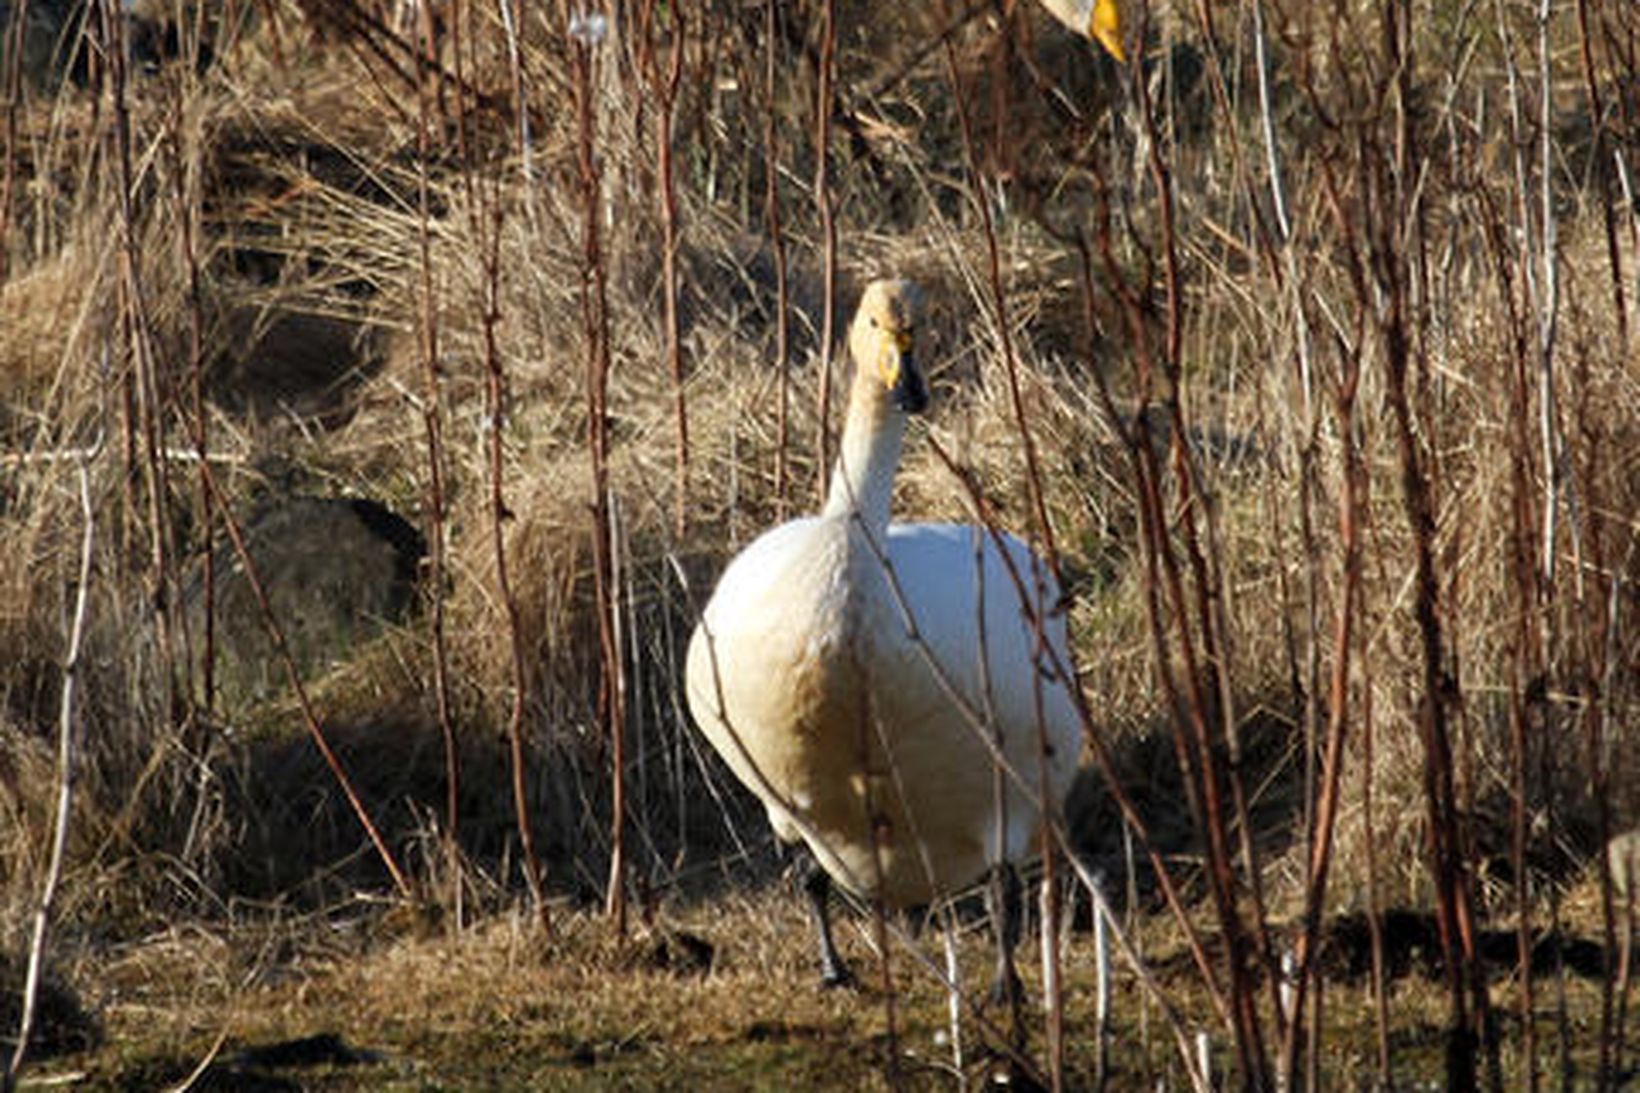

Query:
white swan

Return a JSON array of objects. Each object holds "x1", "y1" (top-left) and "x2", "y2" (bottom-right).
[
  {"x1": 685, "y1": 279, "x2": 1083, "y2": 992},
  {"x1": 1040, "y1": 0, "x2": 1126, "y2": 62}
]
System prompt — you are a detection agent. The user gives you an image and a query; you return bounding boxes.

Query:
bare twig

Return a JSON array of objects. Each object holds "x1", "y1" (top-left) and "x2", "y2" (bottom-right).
[
  {"x1": 0, "y1": 0, "x2": 27, "y2": 284},
  {"x1": 5, "y1": 455, "x2": 96, "y2": 1092},
  {"x1": 1091, "y1": 869, "x2": 1111, "y2": 1090},
  {"x1": 1377, "y1": 142, "x2": 1488, "y2": 1093},
  {"x1": 765, "y1": 0, "x2": 792, "y2": 518},
  {"x1": 1092, "y1": 21, "x2": 1275, "y2": 1076},
  {"x1": 940, "y1": 923, "x2": 965, "y2": 1087},
  {"x1": 1572, "y1": 0, "x2": 1629, "y2": 349},
  {"x1": 496, "y1": 0, "x2": 533, "y2": 192},
  {"x1": 941, "y1": 39, "x2": 1070, "y2": 1081},
  {"x1": 162, "y1": 78, "x2": 218, "y2": 865},
  {"x1": 1532, "y1": 0, "x2": 1567, "y2": 598},
  {"x1": 200, "y1": 460, "x2": 413, "y2": 898},
  {"x1": 483, "y1": 195, "x2": 547, "y2": 931},
  {"x1": 813, "y1": 0, "x2": 837, "y2": 503},
  {"x1": 942, "y1": 42, "x2": 1060, "y2": 578},
  {"x1": 640, "y1": 0, "x2": 690, "y2": 536},
  {"x1": 415, "y1": 11, "x2": 462, "y2": 923},
  {"x1": 1252, "y1": 0, "x2": 1291, "y2": 246},
  {"x1": 569, "y1": 4, "x2": 628, "y2": 937},
  {"x1": 105, "y1": 0, "x2": 183, "y2": 733},
  {"x1": 1279, "y1": 321, "x2": 1365, "y2": 1091},
  {"x1": 1358, "y1": 562, "x2": 1393, "y2": 1090},
  {"x1": 924, "y1": 431, "x2": 1232, "y2": 1033}
]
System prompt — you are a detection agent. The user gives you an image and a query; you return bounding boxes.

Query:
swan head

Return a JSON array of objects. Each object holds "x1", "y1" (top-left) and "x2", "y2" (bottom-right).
[{"x1": 850, "y1": 279, "x2": 926, "y2": 416}]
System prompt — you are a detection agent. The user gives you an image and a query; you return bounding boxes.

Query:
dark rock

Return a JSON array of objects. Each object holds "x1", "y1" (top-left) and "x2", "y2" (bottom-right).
[
  {"x1": 642, "y1": 930, "x2": 715, "y2": 977},
  {"x1": 1318, "y1": 908, "x2": 1611, "y2": 984},
  {"x1": 225, "y1": 1031, "x2": 382, "y2": 1069},
  {"x1": 186, "y1": 496, "x2": 424, "y2": 707},
  {"x1": 207, "y1": 307, "x2": 387, "y2": 429},
  {"x1": 1, "y1": 0, "x2": 215, "y2": 90},
  {"x1": 170, "y1": 1032, "x2": 383, "y2": 1092},
  {"x1": 0, "y1": 951, "x2": 100, "y2": 1059},
  {"x1": 0, "y1": 0, "x2": 87, "y2": 90}
]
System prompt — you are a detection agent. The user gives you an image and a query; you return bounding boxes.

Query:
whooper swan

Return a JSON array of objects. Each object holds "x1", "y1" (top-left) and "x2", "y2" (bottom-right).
[
  {"x1": 685, "y1": 279, "x2": 1083, "y2": 996},
  {"x1": 1040, "y1": 0, "x2": 1127, "y2": 63}
]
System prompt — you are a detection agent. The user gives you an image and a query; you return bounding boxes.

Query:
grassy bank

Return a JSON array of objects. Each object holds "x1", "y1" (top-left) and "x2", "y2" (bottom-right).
[{"x1": 2, "y1": 0, "x2": 1638, "y2": 1086}]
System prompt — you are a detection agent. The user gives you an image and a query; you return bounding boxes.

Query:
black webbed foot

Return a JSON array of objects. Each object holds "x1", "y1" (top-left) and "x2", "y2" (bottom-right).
[
  {"x1": 984, "y1": 861, "x2": 1026, "y2": 1045},
  {"x1": 786, "y1": 840, "x2": 855, "y2": 989}
]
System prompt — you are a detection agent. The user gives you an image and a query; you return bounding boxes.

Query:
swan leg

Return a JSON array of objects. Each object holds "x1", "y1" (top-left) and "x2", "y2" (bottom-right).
[
  {"x1": 788, "y1": 841, "x2": 853, "y2": 988},
  {"x1": 985, "y1": 862, "x2": 1025, "y2": 1028}
]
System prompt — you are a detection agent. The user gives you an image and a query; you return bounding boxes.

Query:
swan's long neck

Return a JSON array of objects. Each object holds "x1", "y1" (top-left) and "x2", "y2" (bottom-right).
[{"x1": 822, "y1": 395, "x2": 905, "y2": 532}]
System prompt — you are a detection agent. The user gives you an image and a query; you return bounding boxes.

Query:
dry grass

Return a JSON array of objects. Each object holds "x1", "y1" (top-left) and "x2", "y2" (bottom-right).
[
  {"x1": 1, "y1": 0, "x2": 1639, "y2": 1086},
  {"x1": 16, "y1": 881, "x2": 1627, "y2": 1089},
  {"x1": 0, "y1": 894, "x2": 1413, "y2": 1088}
]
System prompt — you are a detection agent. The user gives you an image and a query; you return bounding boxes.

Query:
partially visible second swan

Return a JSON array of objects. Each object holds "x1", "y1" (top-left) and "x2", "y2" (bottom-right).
[{"x1": 1040, "y1": 0, "x2": 1127, "y2": 62}]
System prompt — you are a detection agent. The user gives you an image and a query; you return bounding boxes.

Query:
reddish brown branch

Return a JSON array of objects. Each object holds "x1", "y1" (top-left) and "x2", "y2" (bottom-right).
[
  {"x1": 813, "y1": 0, "x2": 837, "y2": 502},
  {"x1": 413, "y1": 23, "x2": 468, "y2": 924},
  {"x1": 641, "y1": 0, "x2": 690, "y2": 537},
  {"x1": 1110, "y1": 20, "x2": 1274, "y2": 1079},
  {"x1": 1279, "y1": 326, "x2": 1364, "y2": 1089},
  {"x1": 765, "y1": 0, "x2": 792, "y2": 518},
  {"x1": 200, "y1": 462, "x2": 413, "y2": 899},
  {"x1": 928, "y1": 424, "x2": 1233, "y2": 1036},
  {"x1": 569, "y1": 12, "x2": 627, "y2": 938},
  {"x1": 0, "y1": 0, "x2": 26, "y2": 284}
]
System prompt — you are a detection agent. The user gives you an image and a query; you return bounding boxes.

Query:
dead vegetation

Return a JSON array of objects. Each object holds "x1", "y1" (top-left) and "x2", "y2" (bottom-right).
[{"x1": 1, "y1": 0, "x2": 1639, "y2": 1088}]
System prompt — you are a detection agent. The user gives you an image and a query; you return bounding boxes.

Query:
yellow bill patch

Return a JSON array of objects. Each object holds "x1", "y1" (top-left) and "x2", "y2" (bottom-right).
[
  {"x1": 877, "y1": 332, "x2": 912, "y2": 388},
  {"x1": 1091, "y1": 0, "x2": 1125, "y2": 63}
]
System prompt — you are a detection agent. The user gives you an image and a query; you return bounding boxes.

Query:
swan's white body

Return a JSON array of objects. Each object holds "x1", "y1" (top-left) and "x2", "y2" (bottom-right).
[
  {"x1": 684, "y1": 280, "x2": 1082, "y2": 911},
  {"x1": 687, "y1": 516, "x2": 1080, "y2": 907}
]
